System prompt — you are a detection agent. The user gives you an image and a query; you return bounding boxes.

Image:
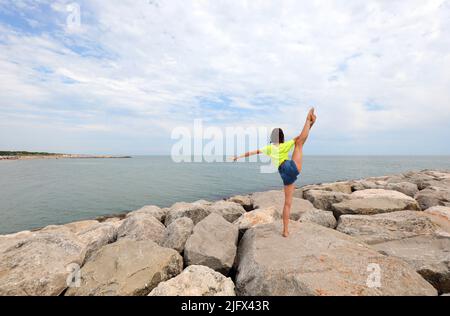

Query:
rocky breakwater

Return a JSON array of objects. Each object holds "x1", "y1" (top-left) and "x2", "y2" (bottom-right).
[{"x1": 1, "y1": 169, "x2": 449, "y2": 296}]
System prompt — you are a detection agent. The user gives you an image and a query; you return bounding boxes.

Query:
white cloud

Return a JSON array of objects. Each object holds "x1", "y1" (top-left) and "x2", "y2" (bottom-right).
[{"x1": 0, "y1": 0, "x2": 449, "y2": 154}]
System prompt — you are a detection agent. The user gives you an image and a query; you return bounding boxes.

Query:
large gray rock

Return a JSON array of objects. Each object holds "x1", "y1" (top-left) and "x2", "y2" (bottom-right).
[
  {"x1": 165, "y1": 201, "x2": 212, "y2": 226},
  {"x1": 209, "y1": 201, "x2": 246, "y2": 223},
  {"x1": 117, "y1": 213, "x2": 165, "y2": 244},
  {"x1": 233, "y1": 207, "x2": 279, "y2": 232},
  {"x1": 351, "y1": 180, "x2": 386, "y2": 191},
  {"x1": 184, "y1": 213, "x2": 239, "y2": 274},
  {"x1": 149, "y1": 265, "x2": 236, "y2": 296},
  {"x1": 65, "y1": 239, "x2": 183, "y2": 296},
  {"x1": 235, "y1": 221, "x2": 437, "y2": 296},
  {"x1": 336, "y1": 211, "x2": 439, "y2": 244},
  {"x1": 385, "y1": 182, "x2": 419, "y2": 198},
  {"x1": 298, "y1": 209, "x2": 337, "y2": 228},
  {"x1": 374, "y1": 235, "x2": 450, "y2": 294},
  {"x1": 0, "y1": 230, "x2": 86, "y2": 296},
  {"x1": 252, "y1": 190, "x2": 316, "y2": 220},
  {"x1": 300, "y1": 181, "x2": 353, "y2": 195},
  {"x1": 351, "y1": 178, "x2": 419, "y2": 197},
  {"x1": 126, "y1": 205, "x2": 167, "y2": 223},
  {"x1": 161, "y1": 217, "x2": 194, "y2": 253},
  {"x1": 76, "y1": 222, "x2": 118, "y2": 261},
  {"x1": 415, "y1": 187, "x2": 450, "y2": 211},
  {"x1": 424, "y1": 206, "x2": 450, "y2": 233},
  {"x1": 332, "y1": 189, "x2": 420, "y2": 217},
  {"x1": 227, "y1": 195, "x2": 254, "y2": 211},
  {"x1": 303, "y1": 190, "x2": 350, "y2": 211},
  {"x1": 403, "y1": 170, "x2": 450, "y2": 190}
]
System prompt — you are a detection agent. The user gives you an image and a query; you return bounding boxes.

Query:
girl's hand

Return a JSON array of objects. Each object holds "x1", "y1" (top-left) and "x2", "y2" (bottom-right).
[{"x1": 231, "y1": 156, "x2": 239, "y2": 162}]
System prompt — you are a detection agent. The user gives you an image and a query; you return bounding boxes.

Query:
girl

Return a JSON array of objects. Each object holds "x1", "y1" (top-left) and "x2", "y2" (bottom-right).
[{"x1": 232, "y1": 108, "x2": 316, "y2": 237}]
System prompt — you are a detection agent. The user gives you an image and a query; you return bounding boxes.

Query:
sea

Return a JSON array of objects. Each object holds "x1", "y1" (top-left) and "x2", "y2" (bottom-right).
[{"x1": 1, "y1": 155, "x2": 450, "y2": 234}]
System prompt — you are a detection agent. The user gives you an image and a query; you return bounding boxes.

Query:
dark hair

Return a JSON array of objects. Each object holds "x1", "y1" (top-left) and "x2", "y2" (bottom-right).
[{"x1": 270, "y1": 128, "x2": 284, "y2": 144}]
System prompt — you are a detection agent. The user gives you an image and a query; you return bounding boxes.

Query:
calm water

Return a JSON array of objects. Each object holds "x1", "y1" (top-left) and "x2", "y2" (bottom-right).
[{"x1": 1, "y1": 156, "x2": 450, "y2": 234}]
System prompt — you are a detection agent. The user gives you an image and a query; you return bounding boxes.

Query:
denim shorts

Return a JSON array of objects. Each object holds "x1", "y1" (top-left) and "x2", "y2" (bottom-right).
[{"x1": 278, "y1": 160, "x2": 300, "y2": 186}]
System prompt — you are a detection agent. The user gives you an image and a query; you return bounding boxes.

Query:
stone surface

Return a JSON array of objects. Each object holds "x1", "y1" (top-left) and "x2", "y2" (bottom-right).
[
  {"x1": 233, "y1": 207, "x2": 279, "y2": 232},
  {"x1": 303, "y1": 190, "x2": 350, "y2": 211},
  {"x1": 227, "y1": 195, "x2": 254, "y2": 211},
  {"x1": 332, "y1": 189, "x2": 420, "y2": 217},
  {"x1": 300, "y1": 182, "x2": 353, "y2": 195},
  {"x1": 184, "y1": 214, "x2": 239, "y2": 274},
  {"x1": 415, "y1": 187, "x2": 450, "y2": 211},
  {"x1": 336, "y1": 211, "x2": 438, "y2": 244},
  {"x1": 76, "y1": 222, "x2": 117, "y2": 261},
  {"x1": 374, "y1": 235, "x2": 450, "y2": 294},
  {"x1": 299, "y1": 209, "x2": 337, "y2": 228},
  {"x1": 65, "y1": 239, "x2": 183, "y2": 296},
  {"x1": 165, "y1": 201, "x2": 212, "y2": 226},
  {"x1": 126, "y1": 205, "x2": 167, "y2": 223},
  {"x1": 385, "y1": 182, "x2": 419, "y2": 198},
  {"x1": 209, "y1": 201, "x2": 246, "y2": 223},
  {"x1": 252, "y1": 190, "x2": 316, "y2": 220},
  {"x1": 0, "y1": 230, "x2": 86, "y2": 296},
  {"x1": 235, "y1": 221, "x2": 437, "y2": 296},
  {"x1": 161, "y1": 217, "x2": 194, "y2": 253},
  {"x1": 117, "y1": 213, "x2": 165, "y2": 244},
  {"x1": 149, "y1": 265, "x2": 236, "y2": 296},
  {"x1": 423, "y1": 206, "x2": 450, "y2": 234}
]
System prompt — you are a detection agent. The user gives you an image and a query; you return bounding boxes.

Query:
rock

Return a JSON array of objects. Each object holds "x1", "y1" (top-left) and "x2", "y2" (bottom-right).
[
  {"x1": 233, "y1": 207, "x2": 279, "y2": 232},
  {"x1": 76, "y1": 222, "x2": 117, "y2": 261},
  {"x1": 299, "y1": 209, "x2": 337, "y2": 228},
  {"x1": 332, "y1": 189, "x2": 420, "y2": 217},
  {"x1": 117, "y1": 213, "x2": 165, "y2": 244},
  {"x1": 374, "y1": 235, "x2": 450, "y2": 294},
  {"x1": 303, "y1": 190, "x2": 350, "y2": 211},
  {"x1": 385, "y1": 182, "x2": 419, "y2": 198},
  {"x1": 194, "y1": 200, "x2": 213, "y2": 206},
  {"x1": 65, "y1": 239, "x2": 183, "y2": 296},
  {"x1": 227, "y1": 195, "x2": 254, "y2": 211},
  {"x1": 351, "y1": 180, "x2": 384, "y2": 191},
  {"x1": 336, "y1": 211, "x2": 439, "y2": 244},
  {"x1": 0, "y1": 231, "x2": 33, "y2": 254},
  {"x1": 415, "y1": 187, "x2": 450, "y2": 211},
  {"x1": 184, "y1": 214, "x2": 239, "y2": 274},
  {"x1": 424, "y1": 206, "x2": 450, "y2": 234},
  {"x1": 208, "y1": 201, "x2": 246, "y2": 223},
  {"x1": 63, "y1": 220, "x2": 100, "y2": 234},
  {"x1": 126, "y1": 205, "x2": 167, "y2": 223},
  {"x1": 0, "y1": 230, "x2": 86, "y2": 296},
  {"x1": 161, "y1": 217, "x2": 194, "y2": 253},
  {"x1": 403, "y1": 171, "x2": 445, "y2": 190},
  {"x1": 235, "y1": 221, "x2": 437, "y2": 296},
  {"x1": 149, "y1": 265, "x2": 236, "y2": 296},
  {"x1": 165, "y1": 201, "x2": 211, "y2": 226},
  {"x1": 252, "y1": 190, "x2": 316, "y2": 220}
]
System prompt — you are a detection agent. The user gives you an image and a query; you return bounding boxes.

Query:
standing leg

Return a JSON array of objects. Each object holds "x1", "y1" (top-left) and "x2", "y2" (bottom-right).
[{"x1": 282, "y1": 184, "x2": 295, "y2": 237}]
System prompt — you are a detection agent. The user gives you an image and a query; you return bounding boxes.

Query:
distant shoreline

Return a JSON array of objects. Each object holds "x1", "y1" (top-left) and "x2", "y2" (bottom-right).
[{"x1": 0, "y1": 152, "x2": 132, "y2": 161}]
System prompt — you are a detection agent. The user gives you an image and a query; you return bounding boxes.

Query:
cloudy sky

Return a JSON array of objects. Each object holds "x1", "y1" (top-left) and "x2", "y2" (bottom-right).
[{"x1": 0, "y1": 0, "x2": 449, "y2": 155}]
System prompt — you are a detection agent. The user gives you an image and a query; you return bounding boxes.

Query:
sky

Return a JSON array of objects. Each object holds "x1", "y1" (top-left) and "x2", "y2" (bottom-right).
[{"x1": 0, "y1": 0, "x2": 449, "y2": 155}]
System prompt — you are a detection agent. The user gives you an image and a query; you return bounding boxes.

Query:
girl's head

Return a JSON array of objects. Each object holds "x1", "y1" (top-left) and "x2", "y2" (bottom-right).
[{"x1": 270, "y1": 128, "x2": 285, "y2": 144}]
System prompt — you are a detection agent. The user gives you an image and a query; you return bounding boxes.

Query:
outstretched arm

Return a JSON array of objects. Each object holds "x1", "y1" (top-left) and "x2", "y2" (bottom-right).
[{"x1": 232, "y1": 149, "x2": 262, "y2": 161}]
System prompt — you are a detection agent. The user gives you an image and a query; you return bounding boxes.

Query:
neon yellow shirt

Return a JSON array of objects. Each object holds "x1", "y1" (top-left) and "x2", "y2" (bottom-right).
[{"x1": 260, "y1": 139, "x2": 295, "y2": 167}]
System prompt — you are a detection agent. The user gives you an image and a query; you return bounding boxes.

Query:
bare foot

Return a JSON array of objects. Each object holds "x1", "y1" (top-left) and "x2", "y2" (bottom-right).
[
  {"x1": 282, "y1": 231, "x2": 289, "y2": 238},
  {"x1": 309, "y1": 108, "x2": 317, "y2": 127}
]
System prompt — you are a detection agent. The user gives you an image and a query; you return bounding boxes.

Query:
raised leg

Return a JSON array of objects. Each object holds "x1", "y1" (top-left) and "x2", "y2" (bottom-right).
[
  {"x1": 282, "y1": 184, "x2": 295, "y2": 237},
  {"x1": 292, "y1": 115, "x2": 312, "y2": 172}
]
